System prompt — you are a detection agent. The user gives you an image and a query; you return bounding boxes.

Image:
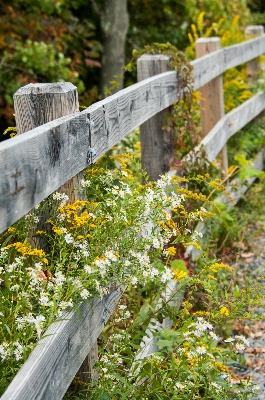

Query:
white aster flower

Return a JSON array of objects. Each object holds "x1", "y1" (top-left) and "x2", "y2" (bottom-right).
[
  {"x1": 235, "y1": 342, "x2": 245, "y2": 352},
  {"x1": 224, "y1": 337, "x2": 235, "y2": 343},
  {"x1": 54, "y1": 272, "x2": 66, "y2": 285},
  {"x1": 210, "y1": 382, "x2": 221, "y2": 391},
  {"x1": 175, "y1": 382, "x2": 185, "y2": 390},
  {"x1": 53, "y1": 192, "x2": 62, "y2": 200},
  {"x1": 80, "y1": 289, "x2": 90, "y2": 299},
  {"x1": 64, "y1": 233, "x2": 74, "y2": 244},
  {"x1": 39, "y1": 293, "x2": 50, "y2": 307},
  {"x1": 81, "y1": 179, "x2": 91, "y2": 188},
  {"x1": 235, "y1": 335, "x2": 249, "y2": 346},
  {"x1": 131, "y1": 277, "x2": 138, "y2": 285},
  {"x1": 196, "y1": 346, "x2": 207, "y2": 355},
  {"x1": 152, "y1": 238, "x2": 160, "y2": 249},
  {"x1": 209, "y1": 332, "x2": 219, "y2": 341},
  {"x1": 84, "y1": 265, "x2": 93, "y2": 274},
  {"x1": 161, "y1": 267, "x2": 173, "y2": 283}
]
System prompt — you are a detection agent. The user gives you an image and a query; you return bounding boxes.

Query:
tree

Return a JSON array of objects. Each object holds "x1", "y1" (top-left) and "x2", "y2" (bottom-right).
[{"x1": 90, "y1": 0, "x2": 129, "y2": 96}]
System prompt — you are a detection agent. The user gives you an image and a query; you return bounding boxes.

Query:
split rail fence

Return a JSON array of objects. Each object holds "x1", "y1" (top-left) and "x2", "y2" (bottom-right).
[{"x1": 1, "y1": 25, "x2": 265, "y2": 400}]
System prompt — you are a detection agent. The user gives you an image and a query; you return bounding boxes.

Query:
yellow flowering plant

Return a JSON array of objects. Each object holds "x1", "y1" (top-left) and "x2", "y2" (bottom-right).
[{"x1": 0, "y1": 161, "x2": 225, "y2": 395}]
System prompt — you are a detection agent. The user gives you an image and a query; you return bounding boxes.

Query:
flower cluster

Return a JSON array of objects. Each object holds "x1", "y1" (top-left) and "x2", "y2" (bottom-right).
[{"x1": 1, "y1": 166, "x2": 213, "y2": 394}]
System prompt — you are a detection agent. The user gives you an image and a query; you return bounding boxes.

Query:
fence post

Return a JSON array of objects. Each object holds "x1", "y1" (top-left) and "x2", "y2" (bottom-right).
[
  {"x1": 245, "y1": 25, "x2": 264, "y2": 83},
  {"x1": 137, "y1": 55, "x2": 175, "y2": 181},
  {"x1": 14, "y1": 82, "x2": 81, "y2": 203},
  {"x1": 13, "y1": 82, "x2": 98, "y2": 389},
  {"x1": 195, "y1": 37, "x2": 228, "y2": 174}
]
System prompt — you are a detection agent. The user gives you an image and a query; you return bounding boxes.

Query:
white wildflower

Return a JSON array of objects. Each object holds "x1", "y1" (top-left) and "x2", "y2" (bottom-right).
[
  {"x1": 80, "y1": 289, "x2": 90, "y2": 299},
  {"x1": 81, "y1": 179, "x2": 91, "y2": 188},
  {"x1": 196, "y1": 346, "x2": 207, "y2": 355},
  {"x1": 175, "y1": 382, "x2": 185, "y2": 390},
  {"x1": 224, "y1": 337, "x2": 235, "y2": 343},
  {"x1": 161, "y1": 267, "x2": 173, "y2": 283},
  {"x1": 84, "y1": 265, "x2": 93, "y2": 274}
]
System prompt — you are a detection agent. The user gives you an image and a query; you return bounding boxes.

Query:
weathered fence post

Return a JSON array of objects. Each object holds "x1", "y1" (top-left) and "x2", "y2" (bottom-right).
[
  {"x1": 14, "y1": 82, "x2": 81, "y2": 202},
  {"x1": 195, "y1": 37, "x2": 228, "y2": 174},
  {"x1": 245, "y1": 25, "x2": 264, "y2": 83},
  {"x1": 137, "y1": 55, "x2": 175, "y2": 181},
  {"x1": 13, "y1": 82, "x2": 98, "y2": 389}
]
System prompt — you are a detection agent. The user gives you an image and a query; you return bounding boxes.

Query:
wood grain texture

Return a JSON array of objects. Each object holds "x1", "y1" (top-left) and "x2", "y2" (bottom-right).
[
  {"x1": 1, "y1": 287, "x2": 123, "y2": 400},
  {"x1": 1, "y1": 72, "x2": 178, "y2": 233},
  {"x1": 224, "y1": 35, "x2": 265, "y2": 71},
  {"x1": 195, "y1": 38, "x2": 228, "y2": 173},
  {"x1": 14, "y1": 82, "x2": 81, "y2": 200},
  {"x1": 14, "y1": 83, "x2": 79, "y2": 135},
  {"x1": 245, "y1": 26, "x2": 264, "y2": 83},
  {"x1": 191, "y1": 34, "x2": 265, "y2": 89},
  {"x1": 137, "y1": 55, "x2": 176, "y2": 181},
  {"x1": 193, "y1": 92, "x2": 265, "y2": 162},
  {"x1": 191, "y1": 48, "x2": 224, "y2": 90}
]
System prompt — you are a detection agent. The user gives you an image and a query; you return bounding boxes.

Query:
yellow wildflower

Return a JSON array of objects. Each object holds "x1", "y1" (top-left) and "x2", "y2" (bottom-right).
[
  {"x1": 7, "y1": 227, "x2": 16, "y2": 233},
  {"x1": 165, "y1": 247, "x2": 176, "y2": 256},
  {"x1": 173, "y1": 270, "x2": 187, "y2": 281},
  {"x1": 219, "y1": 306, "x2": 230, "y2": 316}
]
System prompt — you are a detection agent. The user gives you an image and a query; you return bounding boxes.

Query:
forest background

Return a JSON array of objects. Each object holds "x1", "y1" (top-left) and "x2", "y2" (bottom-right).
[{"x1": 0, "y1": 0, "x2": 265, "y2": 142}]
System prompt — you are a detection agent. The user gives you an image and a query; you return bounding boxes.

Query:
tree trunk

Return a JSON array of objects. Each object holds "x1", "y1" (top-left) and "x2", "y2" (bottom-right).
[{"x1": 100, "y1": 0, "x2": 129, "y2": 96}]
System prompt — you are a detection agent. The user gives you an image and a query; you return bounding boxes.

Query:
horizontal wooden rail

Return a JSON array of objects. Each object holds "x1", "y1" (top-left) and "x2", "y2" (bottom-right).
[
  {"x1": 187, "y1": 92, "x2": 265, "y2": 163},
  {"x1": 1, "y1": 287, "x2": 123, "y2": 400},
  {"x1": 1, "y1": 35, "x2": 265, "y2": 233}
]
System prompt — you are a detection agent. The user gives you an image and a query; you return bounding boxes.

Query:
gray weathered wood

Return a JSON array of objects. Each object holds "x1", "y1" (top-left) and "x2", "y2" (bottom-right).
[
  {"x1": 195, "y1": 37, "x2": 228, "y2": 173},
  {"x1": 137, "y1": 55, "x2": 177, "y2": 181},
  {"x1": 14, "y1": 83, "x2": 79, "y2": 135},
  {"x1": 1, "y1": 287, "x2": 123, "y2": 400},
  {"x1": 14, "y1": 82, "x2": 82, "y2": 203},
  {"x1": 224, "y1": 34, "x2": 265, "y2": 71},
  {"x1": 245, "y1": 26, "x2": 264, "y2": 83},
  {"x1": 192, "y1": 48, "x2": 224, "y2": 90},
  {"x1": 14, "y1": 82, "x2": 99, "y2": 386},
  {"x1": 0, "y1": 71, "x2": 180, "y2": 234},
  {"x1": 191, "y1": 92, "x2": 265, "y2": 163},
  {"x1": 192, "y1": 35, "x2": 265, "y2": 89}
]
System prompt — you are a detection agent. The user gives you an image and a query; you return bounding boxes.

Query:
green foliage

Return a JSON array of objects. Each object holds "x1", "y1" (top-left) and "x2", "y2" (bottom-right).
[{"x1": 0, "y1": 162, "x2": 222, "y2": 394}]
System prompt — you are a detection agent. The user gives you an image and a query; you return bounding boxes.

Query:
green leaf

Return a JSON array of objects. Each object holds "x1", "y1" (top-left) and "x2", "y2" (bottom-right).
[
  {"x1": 214, "y1": 201, "x2": 227, "y2": 211},
  {"x1": 239, "y1": 166, "x2": 265, "y2": 180},
  {"x1": 171, "y1": 259, "x2": 188, "y2": 273},
  {"x1": 233, "y1": 285, "x2": 241, "y2": 298},
  {"x1": 156, "y1": 339, "x2": 173, "y2": 347},
  {"x1": 234, "y1": 153, "x2": 249, "y2": 167}
]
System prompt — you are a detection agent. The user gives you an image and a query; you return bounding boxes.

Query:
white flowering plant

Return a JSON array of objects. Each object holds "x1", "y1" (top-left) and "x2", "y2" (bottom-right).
[
  {"x1": 0, "y1": 153, "x2": 263, "y2": 398},
  {"x1": 80, "y1": 276, "x2": 262, "y2": 400},
  {"x1": 0, "y1": 155, "x2": 219, "y2": 395}
]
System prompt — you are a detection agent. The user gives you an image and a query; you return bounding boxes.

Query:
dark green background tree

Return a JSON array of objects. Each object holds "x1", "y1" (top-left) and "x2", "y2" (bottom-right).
[{"x1": 0, "y1": 0, "x2": 263, "y2": 140}]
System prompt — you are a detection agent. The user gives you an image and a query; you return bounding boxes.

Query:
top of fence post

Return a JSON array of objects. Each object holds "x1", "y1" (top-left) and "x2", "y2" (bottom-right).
[{"x1": 13, "y1": 82, "x2": 79, "y2": 135}]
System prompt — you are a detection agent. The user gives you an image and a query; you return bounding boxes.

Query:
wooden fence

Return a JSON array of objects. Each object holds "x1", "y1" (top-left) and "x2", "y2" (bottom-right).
[{"x1": 1, "y1": 26, "x2": 265, "y2": 399}]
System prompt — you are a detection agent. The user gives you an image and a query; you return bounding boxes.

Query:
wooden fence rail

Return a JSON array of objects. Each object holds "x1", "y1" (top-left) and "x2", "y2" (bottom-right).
[
  {"x1": 1, "y1": 26, "x2": 265, "y2": 399},
  {"x1": 1, "y1": 33, "x2": 265, "y2": 233}
]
